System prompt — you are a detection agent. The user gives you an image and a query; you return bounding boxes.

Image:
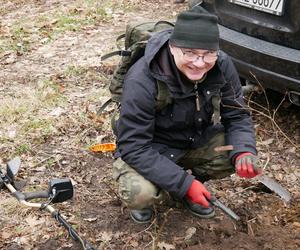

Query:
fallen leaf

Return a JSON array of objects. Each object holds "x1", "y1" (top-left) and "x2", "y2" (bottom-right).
[
  {"x1": 293, "y1": 222, "x2": 300, "y2": 229},
  {"x1": 184, "y1": 227, "x2": 196, "y2": 241},
  {"x1": 13, "y1": 235, "x2": 29, "y2": 245},
  {"x1": 49, "y1": 107, "x2": 66, "y2": 117},
  {"x1": 89, "y1": 143, "x2": 116, "y2": 152},
  {"x1": 25, "y1": 216, "x2": 45, "y2": 228},
  {"x1": 130, "y1": 240, "x2": 139, "y2": 248},
  {"x1": 157, "y1": 241, "x2": 176, "y2": 250},
  {"x1": 96, "y1": 231, "x2": 113, "y2": 242},
  {"x1": 286, "y1": 147, "x2": 296, "y2": 153},
  {"x1": 260, "y1": 138, "x2": 274, "y2": 146},
  {"x1": 34, "y1": 166, "x2": 47, "y2": 172},
  {"x1": 83, "y1": 217, "x2": 98, "y2": 222},
  {"x1": 4, "y1": 54, "x2": 17, "y2": 64},
  {"x1": 1, "y1": 231, "x2": 12, "y2": 239},
  {"x1": 7, "y1": 126, "x2": 17, "y2": 138}
]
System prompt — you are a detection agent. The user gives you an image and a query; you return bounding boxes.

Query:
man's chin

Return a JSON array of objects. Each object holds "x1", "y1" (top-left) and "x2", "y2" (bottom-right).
[{"x1": 186, "y1": 72, "x2": 205, "y2": 81}]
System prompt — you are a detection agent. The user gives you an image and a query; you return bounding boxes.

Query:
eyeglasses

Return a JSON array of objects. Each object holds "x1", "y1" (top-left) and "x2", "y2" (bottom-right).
[{"x1": 179, "y1": 48, "x2": 218, "y2": 63}]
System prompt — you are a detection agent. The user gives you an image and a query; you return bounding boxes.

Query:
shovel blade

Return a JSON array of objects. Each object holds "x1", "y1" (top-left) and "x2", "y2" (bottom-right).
[
  {"x1": 7, "y1": 157, "x2": 21, "y2": 181},
  {"x1": 259, "y1": 175, "x2": 291, "y2": 202}
]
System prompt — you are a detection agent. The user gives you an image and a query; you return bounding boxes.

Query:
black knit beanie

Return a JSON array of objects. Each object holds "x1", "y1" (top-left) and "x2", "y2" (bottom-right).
[{"x1": 169, "y1": 6, "x2": 219, "y2": 50}]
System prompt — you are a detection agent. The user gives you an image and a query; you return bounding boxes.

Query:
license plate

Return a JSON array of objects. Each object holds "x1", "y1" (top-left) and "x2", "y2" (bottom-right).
[{"x1": 228, "y1": 0, "x2": 285, "y2": 16}]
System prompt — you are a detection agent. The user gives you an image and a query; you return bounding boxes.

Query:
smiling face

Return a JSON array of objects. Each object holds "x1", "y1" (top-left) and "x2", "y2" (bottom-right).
[{"x1": 169, "y1": 44, "x2": 218, "y2": 81}]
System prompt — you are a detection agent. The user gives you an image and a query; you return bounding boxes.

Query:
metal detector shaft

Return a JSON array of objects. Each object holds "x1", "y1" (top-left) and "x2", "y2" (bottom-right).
[
  {"x1": 4, "y1": 181, "x2": 56, "y2": 210},
  {"x1": 53, "y1": 211, "x2": 95, "y2": 250},
  {"x1": 3, "y1": 181, "x2": 95, "y2": 250}
]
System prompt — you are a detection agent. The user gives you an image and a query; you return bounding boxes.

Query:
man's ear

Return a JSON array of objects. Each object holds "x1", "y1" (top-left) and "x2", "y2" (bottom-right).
[{"x1": 169, "y1": 43, "x2": 175, "y2": 56}]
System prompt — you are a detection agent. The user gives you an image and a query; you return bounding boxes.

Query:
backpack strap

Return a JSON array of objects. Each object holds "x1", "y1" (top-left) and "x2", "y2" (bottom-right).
[
  {"x1": 98, "y1": 80, "x2": 172, "y2": 115},
  {"x1": 152, "y1": 20, "x2": 175, "y2": 31},
  {"x1": 110, "y1": 104, "x2": 121, "y2": 135},
  {"x1": 155, "y1": 80, "x2": 173, "y2": 111},
  {"x1": 101, "y1": 50, "x2": 131, "y2": 61},
  {"x1": 101, "y1": 33, "x2": 130, "y2": 60},
  {"x1": 97, "y1": 98, "x2": 112, "y2": 115},
  {"x1": 101, "y1": 80, "x2": 172, "y2": 135},
  {"x1": 116, "y1": 33, "x2": 126, "y2": 49}
]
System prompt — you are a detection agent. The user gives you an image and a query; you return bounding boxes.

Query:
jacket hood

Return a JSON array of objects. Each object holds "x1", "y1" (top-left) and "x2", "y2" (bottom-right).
[
  {"x1": 144, "y1": 30, "x2": 225, "y2": 98},
  {"x1": 144, "y1": 29, "x2": 185, "y2": 97},
  {"x1": 144, "y1": 29, "x2": 172, "y2": 66}
]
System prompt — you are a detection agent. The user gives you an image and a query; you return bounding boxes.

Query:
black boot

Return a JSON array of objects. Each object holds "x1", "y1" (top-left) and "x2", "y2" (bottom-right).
[
  {"x1": 130, "y1": 208, "x2": 153, "y2": 224},
  {"x1": 184, "y1": 198, "x2": 215, "y2": 218}
]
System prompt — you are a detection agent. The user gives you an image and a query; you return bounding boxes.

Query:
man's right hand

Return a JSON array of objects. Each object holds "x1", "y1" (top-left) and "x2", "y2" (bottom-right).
[{"x1": 185, "y1": 180, "x2": 211, "y2": 208}]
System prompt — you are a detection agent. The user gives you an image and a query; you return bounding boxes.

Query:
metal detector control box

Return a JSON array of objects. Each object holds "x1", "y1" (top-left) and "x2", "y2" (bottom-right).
[{"x1": 48, "y1": 178, "x2": 74, "y2": 203}]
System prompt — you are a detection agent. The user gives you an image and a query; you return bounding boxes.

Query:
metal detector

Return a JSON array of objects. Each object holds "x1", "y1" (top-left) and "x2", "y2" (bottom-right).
[{"x1": 0, "y1": 157, "x2": 95, "y2": 250}]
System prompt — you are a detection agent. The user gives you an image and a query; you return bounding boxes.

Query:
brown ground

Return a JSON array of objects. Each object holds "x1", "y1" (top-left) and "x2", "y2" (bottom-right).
[{"x1": 0, "y1": 1, "x2": 299, "y2": 250}]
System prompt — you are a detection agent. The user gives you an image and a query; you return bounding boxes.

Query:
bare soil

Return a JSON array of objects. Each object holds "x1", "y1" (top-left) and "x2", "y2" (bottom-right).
[{"x1": 0, "y1": 1, "x2": 299, "y2": 250}]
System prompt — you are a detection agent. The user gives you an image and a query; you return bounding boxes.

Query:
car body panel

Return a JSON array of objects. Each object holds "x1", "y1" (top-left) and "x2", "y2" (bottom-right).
[{"x1": 200, "y1": 0, "x2": 300, "y2": 99}]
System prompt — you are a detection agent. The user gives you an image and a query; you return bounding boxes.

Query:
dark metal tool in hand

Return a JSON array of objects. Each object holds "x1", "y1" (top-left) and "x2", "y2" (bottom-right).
[{"x1": 209, "y1": 196, "x2": 240, "y2": 221}]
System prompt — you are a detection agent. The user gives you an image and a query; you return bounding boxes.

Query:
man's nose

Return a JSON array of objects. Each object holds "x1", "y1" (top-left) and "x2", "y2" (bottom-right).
[{"x1": 192, "y1": 57, "x2": 206, "y2": 67}]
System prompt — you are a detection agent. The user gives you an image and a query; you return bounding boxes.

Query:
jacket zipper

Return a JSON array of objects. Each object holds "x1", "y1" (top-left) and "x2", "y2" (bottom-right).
[{"x1": 194, "y1": 83, "x2": 200, "y2": 111}]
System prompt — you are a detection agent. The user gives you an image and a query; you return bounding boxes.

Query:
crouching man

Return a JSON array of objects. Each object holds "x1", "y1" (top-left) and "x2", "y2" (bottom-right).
[{"x1": 113, "y1": 6, "x2": 259, "y2": 223}]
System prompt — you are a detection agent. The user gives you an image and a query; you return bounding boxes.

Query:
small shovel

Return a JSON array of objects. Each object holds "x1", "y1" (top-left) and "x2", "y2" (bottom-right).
[
  {"x1": 214, "y1": 145, "x2": 292, "y2": 203},
  {"x1": 254, "y1": 169, "x2": 292, "y2": 202},
  {"x1": 242, "y1": 158, "x2": 292, "y2": 203}
]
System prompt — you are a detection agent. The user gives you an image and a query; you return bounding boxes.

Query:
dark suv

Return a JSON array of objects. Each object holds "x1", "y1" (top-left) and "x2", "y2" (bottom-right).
[{"x1": 197, "y1": 0, "x2": 300, "y2": 105}]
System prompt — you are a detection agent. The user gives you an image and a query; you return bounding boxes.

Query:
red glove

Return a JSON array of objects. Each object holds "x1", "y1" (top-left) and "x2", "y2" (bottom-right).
[
  {"x1": 185, "y1": 180, "x2": 211, "y2": 208},
  {"x1": 235, "y1": 152, "x2": 260, "y2": 178}
]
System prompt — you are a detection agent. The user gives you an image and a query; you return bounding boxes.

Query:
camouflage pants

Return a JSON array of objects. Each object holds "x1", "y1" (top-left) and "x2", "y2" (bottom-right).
[{"x1": 112, "y1": 133, "x2": 234, "y2": 209}]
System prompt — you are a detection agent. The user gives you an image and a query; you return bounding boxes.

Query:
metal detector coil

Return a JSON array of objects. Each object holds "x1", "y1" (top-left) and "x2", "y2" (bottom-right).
[
  {"x1": 1, "y1": 157, "x2": 95, "y2": 250},
  {"x1": 48, "y1": 178, "x2": 74, "y2": 203}
]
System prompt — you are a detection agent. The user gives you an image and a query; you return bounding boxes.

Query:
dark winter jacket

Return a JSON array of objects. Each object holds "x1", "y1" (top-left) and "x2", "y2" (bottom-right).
[{"x1": 116, "y1": 30, "x2": 257, "y2": 199}]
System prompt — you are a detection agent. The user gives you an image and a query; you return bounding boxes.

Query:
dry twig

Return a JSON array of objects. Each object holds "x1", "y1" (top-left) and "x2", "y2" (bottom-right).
[
  {"x1": 221, "y1": 74, "x2": 299, "y2": 149},
  {"x1": 153, "y1": 208, "x2": 173, "y2": 249}
]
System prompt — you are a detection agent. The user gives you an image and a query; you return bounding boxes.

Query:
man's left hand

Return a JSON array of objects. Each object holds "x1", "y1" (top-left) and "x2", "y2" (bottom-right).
[{"x1": 235, "y1": 152, "x2": 260, "y2": 178}]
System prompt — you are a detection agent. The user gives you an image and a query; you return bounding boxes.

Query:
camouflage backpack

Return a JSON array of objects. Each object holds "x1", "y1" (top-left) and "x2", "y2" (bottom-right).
[{"x1": 99, "y1": 20, "x2": 175, "y2": 114}]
